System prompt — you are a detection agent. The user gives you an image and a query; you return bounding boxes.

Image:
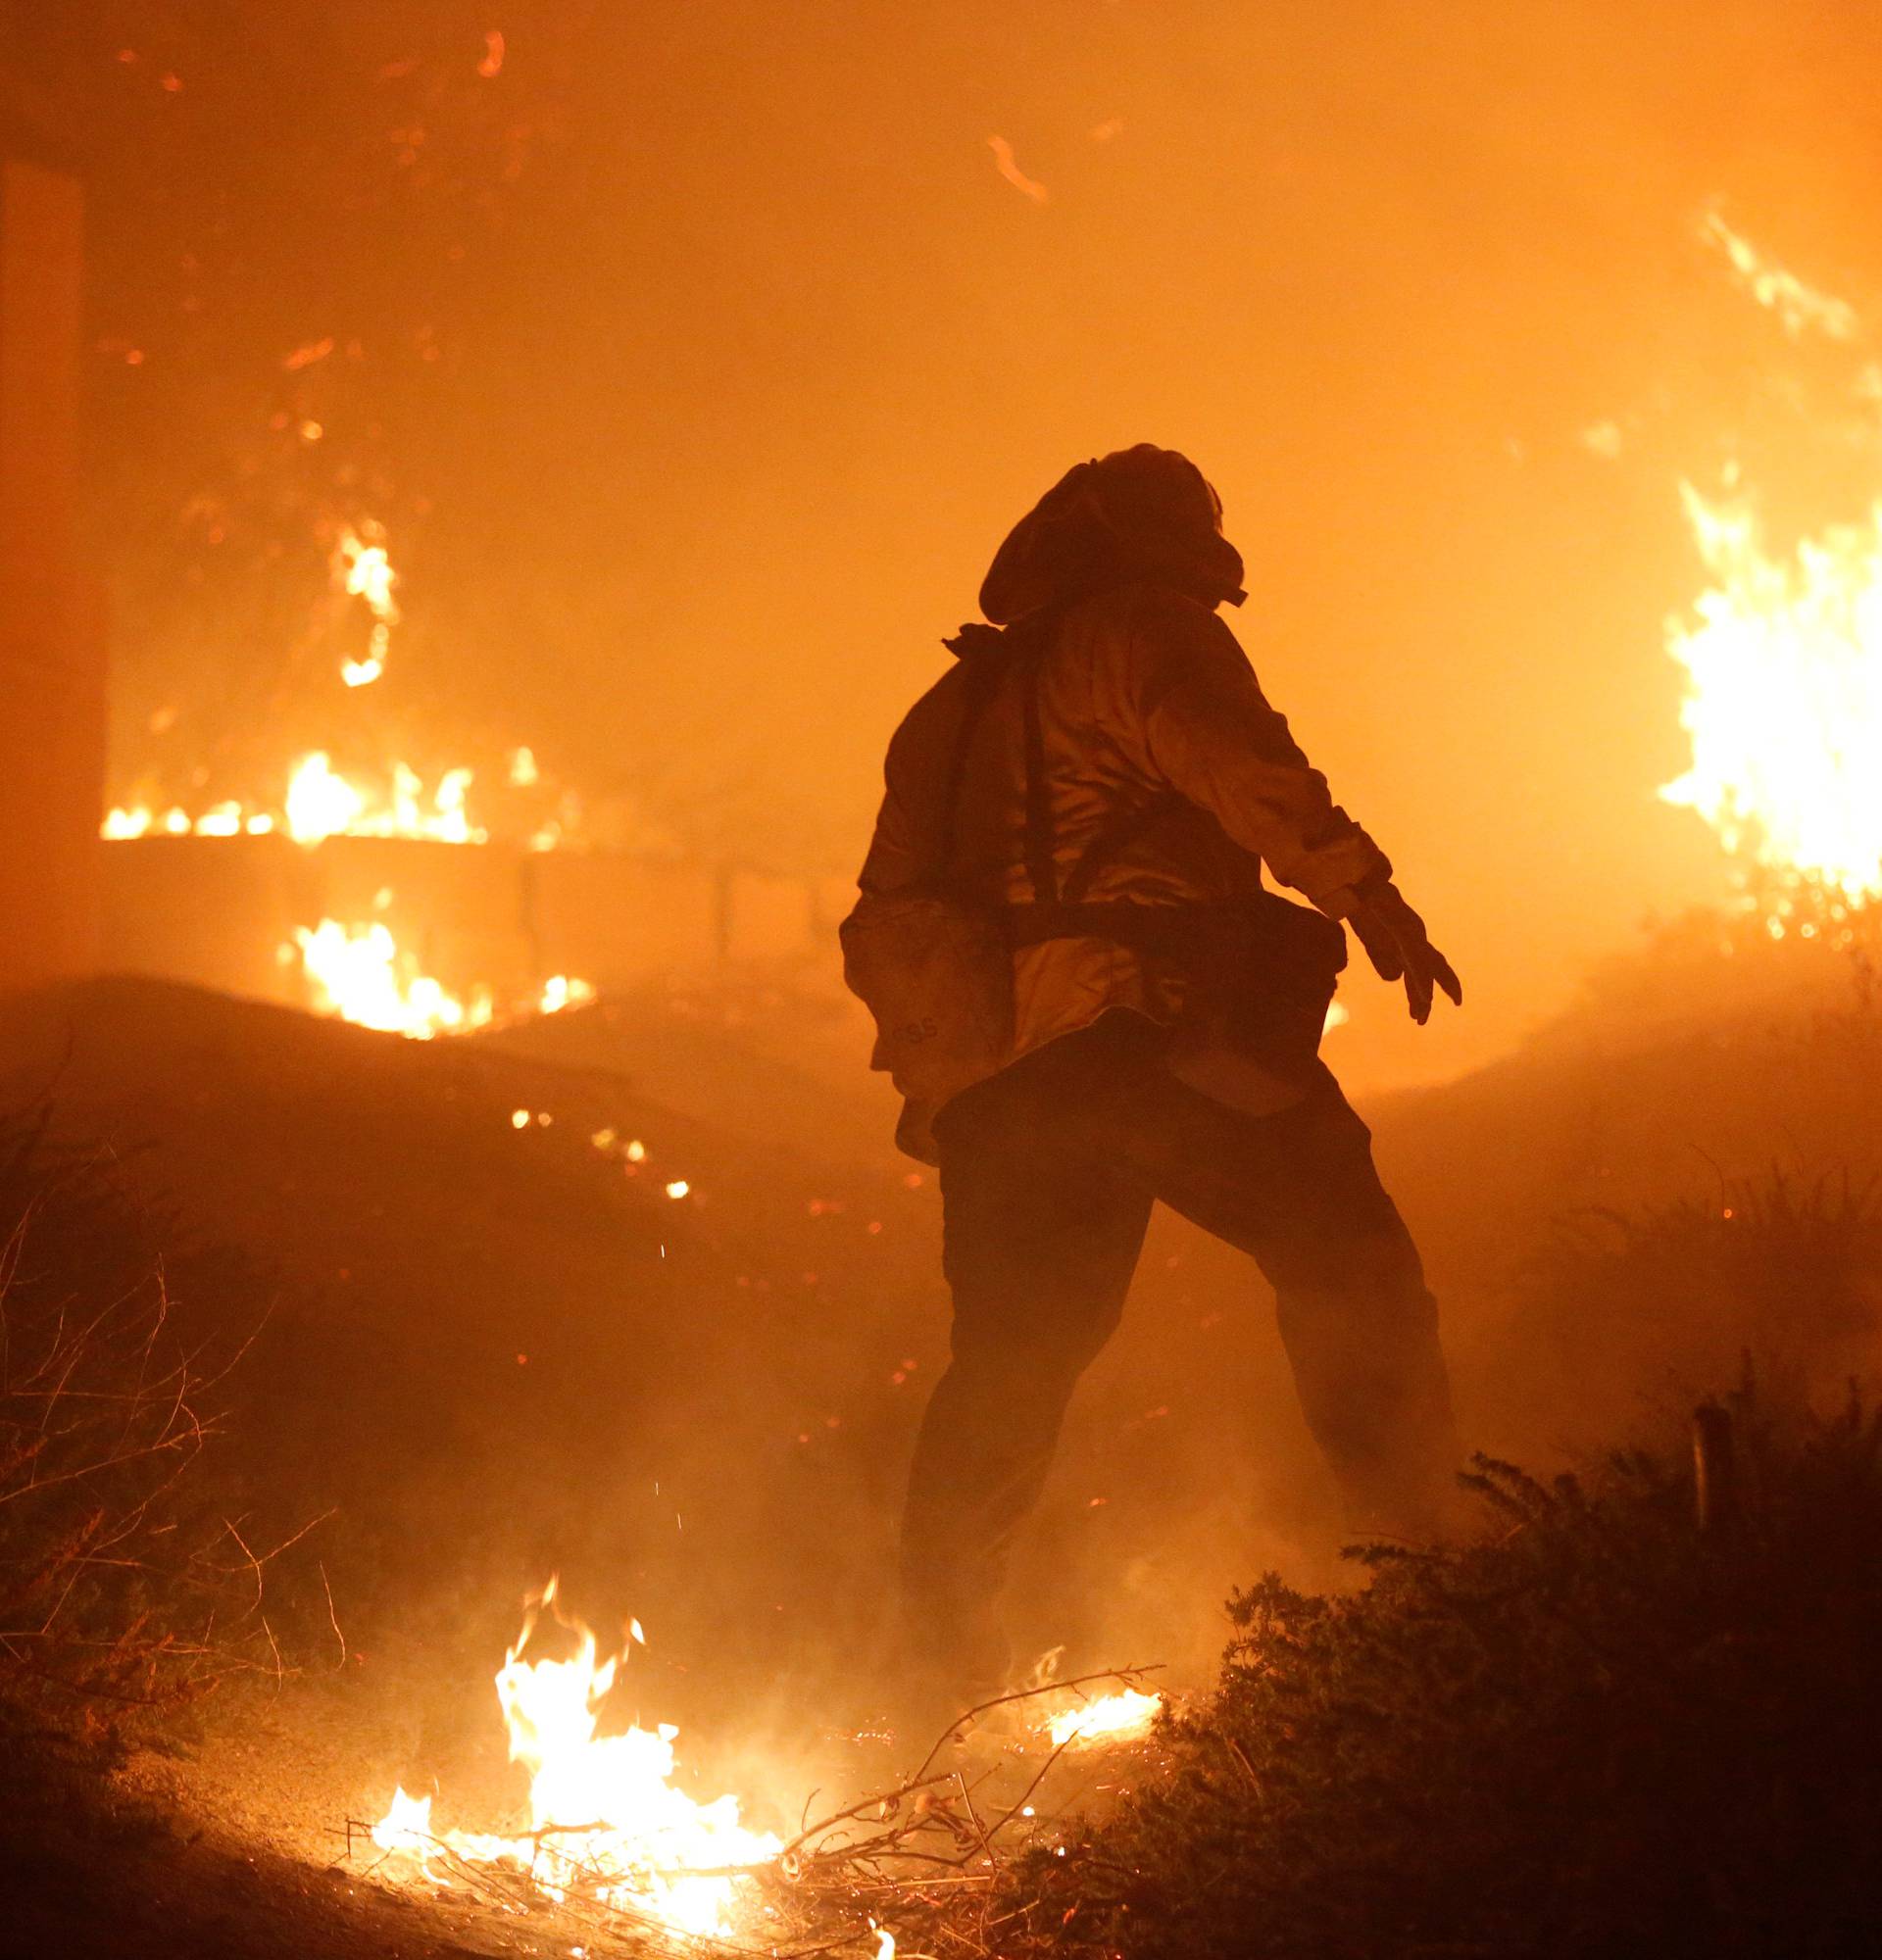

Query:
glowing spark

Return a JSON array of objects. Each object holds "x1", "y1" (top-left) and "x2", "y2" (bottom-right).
[
  {"x1": 478, "y1": 29, "x2": 506, "y2": 77},
  {"x1": 987, "y1": 135, "x2": 1049, "y2": 205},
  {"x1": 508, "y1": 744, "x2": 540, "y2": 787},
  {"x1": 1697, "y1": 209, "x2": 1859, "y2": 342},
  {"x1": 282, "y1": 336, "x2": 335, "y2": 371}
]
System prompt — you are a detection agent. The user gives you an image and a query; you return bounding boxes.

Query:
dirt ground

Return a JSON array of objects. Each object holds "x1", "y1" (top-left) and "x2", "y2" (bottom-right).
[{"x1": 2, "y1": 941, "x2": 1878, "y2": 1957}]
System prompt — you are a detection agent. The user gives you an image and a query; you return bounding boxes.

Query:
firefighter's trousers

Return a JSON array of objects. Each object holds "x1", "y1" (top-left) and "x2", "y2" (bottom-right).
[{"x1": 900, "y1": 1008, "x2": 1458, "y2": 1689}]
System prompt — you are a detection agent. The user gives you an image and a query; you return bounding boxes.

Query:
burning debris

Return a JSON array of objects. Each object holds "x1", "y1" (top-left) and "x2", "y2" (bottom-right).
[
  {"x1": 291, "y1": 918, "x2": 490, "y2": 1037},
  {"x1": 371, "y1": 1580, "x2": 782, "y2": 1941},
  {"x1": 333, "y1": 520, "x2": 398, "y2": 687},
  {"x1": 1044, "y1": 1687, "x2": 1162, "y2": 1748},
  {"x1": 365, "y1": 1580, "x2": 1164, "y2": 1956},
  {"x1": 291, "y1": 915, "x2": 593, "y2": 1039}
]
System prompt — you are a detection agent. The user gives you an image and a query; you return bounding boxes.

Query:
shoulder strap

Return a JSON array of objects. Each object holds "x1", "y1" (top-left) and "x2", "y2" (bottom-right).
[
  {"x1": 926, "y1": 651, "x2": 1006, "y2": 885},
  {"x1": 1019, "y1": 651, "x2": 1060, "y2": 905},
  {"x1": 1061, "y1": 791, "x2": 1183, "y2": 903}
]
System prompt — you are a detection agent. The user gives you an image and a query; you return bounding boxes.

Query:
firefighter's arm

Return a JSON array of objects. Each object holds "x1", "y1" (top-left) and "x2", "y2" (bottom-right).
[
  {"x1": 853, "y1": 696, "x2": 943, "y2": 903},
  {"x1": 1135, "y1": 597, "x2": 1380, "y2": 906},
  {"x1": 854, "y1": 787, "x2": 919, "y2": 901},
  {"x1": 1134, "y1": 597, "x2": 1461, "y2": 1020}
]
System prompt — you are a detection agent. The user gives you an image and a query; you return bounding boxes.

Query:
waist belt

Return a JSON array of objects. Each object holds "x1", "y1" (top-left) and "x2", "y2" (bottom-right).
[
  {"x1": 1003, "y1": 901, "x2": 1191, "y2": 953},
  {"x1": 1002, "y1": 896, "x2": 1347, "y2": 974}
]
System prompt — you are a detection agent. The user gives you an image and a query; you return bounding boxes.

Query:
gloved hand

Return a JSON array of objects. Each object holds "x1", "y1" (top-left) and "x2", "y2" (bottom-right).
[{"x1": 1334, "y1": 877, "x2": 1462, "y2": 1025}]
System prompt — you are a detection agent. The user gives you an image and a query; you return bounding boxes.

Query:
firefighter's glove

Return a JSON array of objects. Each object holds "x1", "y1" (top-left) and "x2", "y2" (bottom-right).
[{"x1": 1339, "y1": 879, "x2": 1462, "y2": 1026}]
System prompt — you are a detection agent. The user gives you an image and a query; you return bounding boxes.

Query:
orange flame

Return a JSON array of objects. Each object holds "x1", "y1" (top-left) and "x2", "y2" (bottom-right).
[
  {"x1": 1042, "y1": 1687, "x2": 1162, "y2": 1747},
  {"x1": 292, "y1": 920, "x2": 494, "y2": 1039},
  {"x1": 1663, "y1": 484, "x2": 1882, "y2": 906},
  {"x1": 371, "y1": 1581, "x2": 780, "y2": 1938},
  {"x1": 1664, "y1": 219, "x2": 1882, "y2": 911},
  {"x1": 333, "y1": 523, "x2": 399, "y2": 688}
]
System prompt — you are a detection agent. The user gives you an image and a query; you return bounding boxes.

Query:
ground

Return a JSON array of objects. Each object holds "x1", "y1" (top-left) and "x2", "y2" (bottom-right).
[{"x1": 1, "y1": 931, "x2": 1877, "y2": 1957}]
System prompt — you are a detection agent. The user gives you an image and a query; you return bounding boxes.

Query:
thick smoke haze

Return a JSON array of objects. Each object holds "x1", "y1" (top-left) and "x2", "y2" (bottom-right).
[{"x1": 8, "y1": 0, "x2": 1881, "y2": 1086}]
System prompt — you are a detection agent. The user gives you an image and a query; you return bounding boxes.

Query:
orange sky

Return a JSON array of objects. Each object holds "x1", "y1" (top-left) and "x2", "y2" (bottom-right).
[{"x1": 21, "y1": 0, "x2": 1882, "y2": 1088}]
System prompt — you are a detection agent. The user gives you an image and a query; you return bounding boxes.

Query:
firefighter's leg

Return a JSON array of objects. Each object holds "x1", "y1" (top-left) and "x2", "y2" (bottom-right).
[
  {"x1": 1136, "y1": 1069, "x2": 1461, "y2": 1536},
  {"x1": 899, "y1": 1062, "x2": 1151, "y2": 1705}
]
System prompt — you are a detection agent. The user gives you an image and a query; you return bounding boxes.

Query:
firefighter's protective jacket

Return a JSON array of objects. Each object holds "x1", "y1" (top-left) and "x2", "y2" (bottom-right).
[{"x1": 846, "y1": 446, "x2": 1391, "y2": 1146}]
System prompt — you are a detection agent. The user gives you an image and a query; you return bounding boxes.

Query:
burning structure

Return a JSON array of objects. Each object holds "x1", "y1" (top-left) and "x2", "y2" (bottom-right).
[{"x1": 97, "y1": 514, "x2": 848, "y2": 1036}]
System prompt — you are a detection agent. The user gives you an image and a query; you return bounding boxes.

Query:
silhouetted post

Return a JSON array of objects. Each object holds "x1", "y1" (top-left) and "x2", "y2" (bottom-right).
[
  {"x1": 1693, "y1": 1400, "x2": 1739, "y2": 1536},
  {"x1": 0, "y1": 144, "x2": 102, "y2": 995}
]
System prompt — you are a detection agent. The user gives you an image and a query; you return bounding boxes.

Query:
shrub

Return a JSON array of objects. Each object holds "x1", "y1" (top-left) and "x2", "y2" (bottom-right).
[
  {"x1": 1514, "y1": 1173, "x2": 1882, "y2": 1434},
  {"x1": 0, "y1": 1114, "x2": 283, "y2": 1737},
  {"x1": 992, "y1": 1394, "x2": 1882, "y2": 1959}
]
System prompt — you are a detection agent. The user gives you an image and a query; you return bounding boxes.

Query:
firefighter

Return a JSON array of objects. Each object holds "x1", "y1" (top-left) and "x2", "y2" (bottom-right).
[{"x1": 843, "y1": 445, "x2": 1463, "y2": 1715}]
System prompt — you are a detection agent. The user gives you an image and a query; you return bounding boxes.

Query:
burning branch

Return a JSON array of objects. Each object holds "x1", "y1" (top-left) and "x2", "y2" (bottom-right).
[{"x1": 361, "y1": 1652, "x2": 1165, "y2": 1960}]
